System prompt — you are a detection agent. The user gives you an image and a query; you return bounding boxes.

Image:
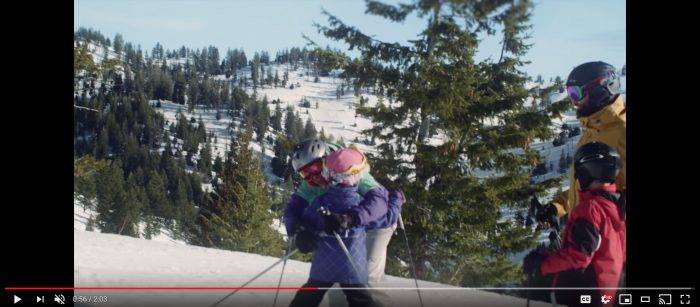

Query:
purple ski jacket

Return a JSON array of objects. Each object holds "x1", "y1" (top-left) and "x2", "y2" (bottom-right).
[
  {"x1": 283, "y1": 173, "x2": 397, "y2": 237},
  {"x1": 302, "y1": 185, "x2": 369, "y2": 284}
]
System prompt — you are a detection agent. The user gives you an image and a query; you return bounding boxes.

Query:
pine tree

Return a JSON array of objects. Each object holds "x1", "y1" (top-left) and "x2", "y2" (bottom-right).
[
  {"x1": 293, "y1": 112, "x2": 304, "y2": 141},
  {"x1": 316, "y1": 0, "x2": 568, "y2": 286},
  {"x1": 284, "y1": 106, "x2": 297, "y2": 140},
  {"x1": 147, "y1": 170, "x2": 172, "y2": 218},
  {"x1": 318, "y1": 127, "x2": 327, "y2": 141},
  {"x1": 125, "y1": 173, "x2": 148, "y2": 237},
  {"x1": 267, "y1": 69, "x2": 274, "y2": 87},
  {"x1": 271, "y1": 103, "x2": 283, "y2": 132},
  {"x1": 271, "y1": 136, "x2": 292, "y2": 178},
  {"x1": 212, "y1": 123, "x2": 284, "y2": 255},
  {"x1": 212, "y1": 153, "x2": 222, "y2": 174},
  {"x1": 251, "y1": 53, "x2": 260, "y2": 89},
  {"x1": 199, "y1": 139, "x2": 213, "y2": 177},
  {"x1": 197, "y1": 116, "x2": 207, "y2": 144},
  {"x1": 220, "y1": 84, "x2": 230, "y2": 108},
  {"x1": 255, "y1": 97, "x2": 271, "y2": 143},
  {"x1": 172, "y1": 70, "x2": 187, "y2": 104},
  {"x1": 113, "y1": 33, "x2": 124, "y2": 56},
  {"x1": 187, "y1": 79, "x2": 199, "y2": 111},
  {"x1": 95, "y1": 161, "x2": 138, "y2": 237},
  {"x1": 303, "y1": 117, "x2": 317, "y2": 140},
  {"x1": 86, "y1": 217, "x2": 96, "y2": 231},
  {"x1": 74, "y1": 155, "x2": 110, "y2": 210}
]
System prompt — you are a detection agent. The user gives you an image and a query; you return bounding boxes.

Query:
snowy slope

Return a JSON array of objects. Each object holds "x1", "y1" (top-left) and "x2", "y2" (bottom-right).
[
  {"x1": 74, "y1": 229, "x2": 552, "y2": 307},
  {"x1": 226, "y1": 63, "x2": 382, "y2": 154}
]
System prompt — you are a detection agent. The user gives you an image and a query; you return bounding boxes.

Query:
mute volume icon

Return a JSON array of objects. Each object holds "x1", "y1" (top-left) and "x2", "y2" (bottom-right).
[{"x1": 54, "y1": 294, "x2": 65, "y2": 305}]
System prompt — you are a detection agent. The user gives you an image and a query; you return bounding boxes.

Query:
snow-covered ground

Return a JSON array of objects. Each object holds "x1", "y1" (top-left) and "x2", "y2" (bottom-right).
[{"x1": 74, "y1": 229, "x2": 552, "y2": 307}]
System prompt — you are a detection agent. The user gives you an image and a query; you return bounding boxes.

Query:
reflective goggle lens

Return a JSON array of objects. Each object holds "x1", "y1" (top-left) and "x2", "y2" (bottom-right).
[
  {"x1": 567, "y1": 85, "x2": 584, "y2": 102},
  {"x1": 299, "y1": 161, "x2": 323, "y2": 179}
]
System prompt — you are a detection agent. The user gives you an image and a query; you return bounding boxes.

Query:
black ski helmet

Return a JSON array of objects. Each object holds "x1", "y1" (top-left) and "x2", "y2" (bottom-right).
[
  {"x1": 574, "y1": 142, "x2": 621, "y2": 190},
  {"x1": 566, "y1": 61, "x2": 621, "y2": 117}
]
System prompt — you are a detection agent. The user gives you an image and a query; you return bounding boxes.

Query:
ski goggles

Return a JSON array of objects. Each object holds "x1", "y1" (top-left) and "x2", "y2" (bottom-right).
[
  {"x1": 566, "y1": 75, "x2": 609, "y2": 105},
  {"x1": 299, "y1": 159, "x2": 328, "y2": 187},
  {"x1": 298, "y1": 159, "x2": 324, "y2": 179},
  {"x1": 321, "y1": 147, "x2": 369, "y2": 184}
]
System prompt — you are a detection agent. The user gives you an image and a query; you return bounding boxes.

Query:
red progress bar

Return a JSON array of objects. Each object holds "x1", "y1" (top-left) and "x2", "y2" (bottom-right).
[{"x1": 5, "y1": 287, "x2": 319, "y2": 291}]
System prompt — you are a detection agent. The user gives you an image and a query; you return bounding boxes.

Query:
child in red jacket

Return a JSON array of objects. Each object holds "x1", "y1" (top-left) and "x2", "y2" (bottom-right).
[{"x1": 524, "y1": 142, "x2": 625, "y2": 306}]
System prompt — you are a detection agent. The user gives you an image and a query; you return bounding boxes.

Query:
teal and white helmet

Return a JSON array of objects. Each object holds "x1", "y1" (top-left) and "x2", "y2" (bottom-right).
[{"x1": 291, "y1": 138, "x2": 341, "y2": 172}]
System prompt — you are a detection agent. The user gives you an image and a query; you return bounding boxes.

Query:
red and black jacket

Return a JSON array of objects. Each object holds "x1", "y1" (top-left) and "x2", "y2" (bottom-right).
[{"x1": 540, "y1": 184, "x2": 626, "y2": 299}]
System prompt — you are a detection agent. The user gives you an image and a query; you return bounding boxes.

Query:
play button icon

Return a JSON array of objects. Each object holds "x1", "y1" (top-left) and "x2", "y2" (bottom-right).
[{"x1": 13, "y1": 295, "x2": 21, "y2": 304}]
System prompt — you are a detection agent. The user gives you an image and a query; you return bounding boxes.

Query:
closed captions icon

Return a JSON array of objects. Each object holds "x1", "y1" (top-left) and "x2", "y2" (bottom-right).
[{"x1": 580, "y1": 295, "x2": 592, "y2": 304}]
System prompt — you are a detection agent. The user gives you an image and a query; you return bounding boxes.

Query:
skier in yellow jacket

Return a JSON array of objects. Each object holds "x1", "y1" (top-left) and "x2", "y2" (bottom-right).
[{"x1": 532, "y1": 61, "x2": 625, "y2": 227}]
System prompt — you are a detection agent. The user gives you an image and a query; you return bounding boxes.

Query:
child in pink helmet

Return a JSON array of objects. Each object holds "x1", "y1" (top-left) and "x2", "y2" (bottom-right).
[
  {"x1": 323, "y1": 146, "x2": 370, "y2": 186},
  {"x1": 290, "y1": 146, "x2": 379, "y2": 307}
]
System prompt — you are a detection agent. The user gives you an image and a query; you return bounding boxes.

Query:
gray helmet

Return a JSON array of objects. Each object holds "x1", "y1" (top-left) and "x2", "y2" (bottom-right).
[{"x1": 291, "y1": 139, "x2": 340, "y2": 172}]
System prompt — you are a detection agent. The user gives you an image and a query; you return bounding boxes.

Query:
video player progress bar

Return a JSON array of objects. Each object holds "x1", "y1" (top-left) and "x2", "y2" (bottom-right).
[{"x1": 5, "y1": 287, "x2": 695, "y2": 291}]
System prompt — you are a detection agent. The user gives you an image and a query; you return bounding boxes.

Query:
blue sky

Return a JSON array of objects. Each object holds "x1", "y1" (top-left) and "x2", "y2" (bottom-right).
[{"x1": 74, "y1": 0, "x2": 625, "y2": 80}]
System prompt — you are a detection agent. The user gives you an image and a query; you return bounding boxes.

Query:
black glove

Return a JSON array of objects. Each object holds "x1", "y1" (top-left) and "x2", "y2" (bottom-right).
[
  {"x1": 530, "y1": 196, "x2": 560, "y2": 231},
  {"x1": 294, "y1": 229, "x2": 317, "y2": 254},
  {"x1": 523, "y1": 249, "x2": 547, "y2": 276},
  {"x1": 323, "y1": 212, "x2": 354, "y2": 235},
  {"x1": 548, "y1": 230, "x2": 562, "y2": 251}
]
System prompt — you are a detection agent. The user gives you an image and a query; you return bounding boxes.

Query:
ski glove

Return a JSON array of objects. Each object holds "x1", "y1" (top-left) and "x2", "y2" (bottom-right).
[
  {"x1": 389, "y1": 190, "x2": 406, "y2": 207},
  {"x1": 323, "y1": 212, "x2": 354, "y2": 235},
  {"x1": 295, "y1": 229, "x2": 318, "y2": 254},
  {"x1": 523, "y1": 249, "x2": 548, "y2": 276},
  {"x1": 548, "y1": 230, "x2": 562, "y2": 251},
  {"x1": 530, "y1": 196, "x2": 560, "y2": 231}
]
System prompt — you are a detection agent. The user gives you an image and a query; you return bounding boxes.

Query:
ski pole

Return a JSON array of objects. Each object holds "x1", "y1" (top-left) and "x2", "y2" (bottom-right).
[
  {"x1": 318, "y1": 206, "x2": 364, "y2": 282},
  {"x1": 526, "y1": 273, "x2": 532, "y2": 307},
  {"x1": 398, "y1": 214, "x2": 424, "y2": 307},
  {"x1": 332, "y1": 231, "x2": 364, "y2": 282},
  {"x1": 272, "y1": 241, "x2": 293, "y2": 307},
  {"x1": 549, "y1": 290, "x2": 557, "y2": 307},
  {"x1": 210, "y1": 248, "x2": 299, "y2": 307}
]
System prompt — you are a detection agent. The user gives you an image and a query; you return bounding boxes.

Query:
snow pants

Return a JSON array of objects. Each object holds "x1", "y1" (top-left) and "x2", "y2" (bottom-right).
[
  {"x1": 289, "y1": 280, "x2": 381, "y2": 307},
  {"x1": 366, "y1": 224, "x2": 397, "y2": 283},
  {"x1": 365, "y1": 224, "x2": 397, "y2": 306}
]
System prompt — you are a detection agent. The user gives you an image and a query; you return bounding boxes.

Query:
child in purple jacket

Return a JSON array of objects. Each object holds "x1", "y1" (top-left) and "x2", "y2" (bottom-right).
[{"x1": 289, "y1": 147, "x2": 380, "y2": 307}]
